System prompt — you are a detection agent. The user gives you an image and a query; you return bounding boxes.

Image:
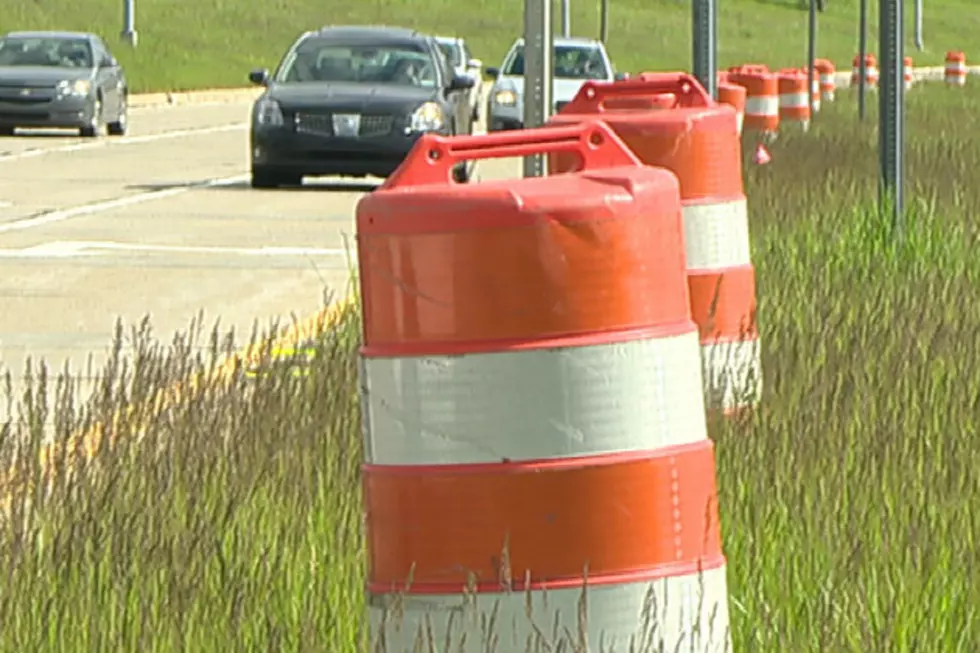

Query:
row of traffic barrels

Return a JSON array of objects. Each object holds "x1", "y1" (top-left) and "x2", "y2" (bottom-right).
[
  {"x1": 715, "y1": 50, "x2": 969, "y2": 135},
  {"x1": 356, "y1": 75, "x2": 753, "y2": 651}
]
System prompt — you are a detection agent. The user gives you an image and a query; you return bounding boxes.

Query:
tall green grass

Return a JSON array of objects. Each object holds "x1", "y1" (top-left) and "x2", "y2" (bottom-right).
[{"x1": 1, "y1": 81, "x2": 979, "y2": 651}]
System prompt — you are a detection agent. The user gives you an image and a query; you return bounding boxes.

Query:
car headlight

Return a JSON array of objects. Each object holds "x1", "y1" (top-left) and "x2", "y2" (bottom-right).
[
  {"x1": 409, "y1": 102, "x2": 445, "y2": 132},
  {"x1": 493, "y1": 89, "x2": 517, "y2": 106},
  {"x1": 56, "y1": 79, "x2": 91, "y2": 98},
  {"x1": 254, "y1": 97, "x2": 284, "y2": 127}
]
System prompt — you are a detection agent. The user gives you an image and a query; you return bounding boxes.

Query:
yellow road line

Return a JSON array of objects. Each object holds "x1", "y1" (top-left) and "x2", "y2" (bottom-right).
[{"x1": 1, "y1": 290, "x2": 358, "y2": 506}]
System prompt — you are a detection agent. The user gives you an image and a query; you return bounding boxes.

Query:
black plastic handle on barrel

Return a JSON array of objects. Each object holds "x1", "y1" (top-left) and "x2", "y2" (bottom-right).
[
  {"x1": 566, "y1": 72, "x2": 714, "y2": 113},
  {"x1": 381, "y1": 120, "x2": 642, "y2": 189}
]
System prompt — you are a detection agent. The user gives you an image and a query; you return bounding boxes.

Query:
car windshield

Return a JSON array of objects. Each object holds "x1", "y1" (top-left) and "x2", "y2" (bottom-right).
[
  {"x1": 276, "y1": 39, "x2": 438, "y2": 87},
  {"x1": 0, "y1": 35, "x2": 93, "y2": 68},
  {"x1": 436, "y1": 41, "x2": 463, "y2": 68},
  {"x1": 502, "y1": 43, "x2": 609, "y2": 80}
]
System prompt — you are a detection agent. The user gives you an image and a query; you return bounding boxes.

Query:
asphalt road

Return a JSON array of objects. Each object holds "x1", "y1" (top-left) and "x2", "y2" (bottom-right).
[{"x1": 0, "y1": 99, "x2": 520, "y2": 426}]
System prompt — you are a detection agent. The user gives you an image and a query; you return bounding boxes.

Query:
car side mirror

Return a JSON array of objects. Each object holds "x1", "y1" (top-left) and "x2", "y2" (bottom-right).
[
  {"x1": 614, "y1": 72, "x2": 628, "y2": 81},
  {"x1": 484, "y1": 66, "x2": 500, "y2": 80},
  {"x1": 449, "y1": 74, "x2": 476, "y2": 91},
  {"x1": 248, "y1": 68, "x2": 270, "y2": 86},
  {"x1": 467, "y1": 58, "x2": 483, "y2": 70},
  {"x1": 102, "y1": 56, "x2": 118, "y2": 68}
]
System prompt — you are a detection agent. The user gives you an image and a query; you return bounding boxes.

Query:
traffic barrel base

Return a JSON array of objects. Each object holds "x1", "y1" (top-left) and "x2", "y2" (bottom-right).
[
  {"x1": 357, "y1": 121, "x2": 734, "y2": 652},
  {"x1": 368, "y1": 568, "x2": 732, "y2": 652}
]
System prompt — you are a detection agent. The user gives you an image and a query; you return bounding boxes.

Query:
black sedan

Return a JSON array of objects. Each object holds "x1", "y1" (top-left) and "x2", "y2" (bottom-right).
[
  {"x1": 0, "y1": 31, "x2": 128, "y2": 137},
  {"x1": 247, "y1": 25, "x2": 476, "y2": 189}
]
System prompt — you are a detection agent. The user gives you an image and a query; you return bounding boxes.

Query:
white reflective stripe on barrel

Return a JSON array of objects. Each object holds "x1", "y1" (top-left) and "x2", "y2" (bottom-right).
[
  {"x1": 744, "y1": 95, "x2": 779, "y2": 117},
  {"x1": 701, "y1": 339, "x2": 763, "y2": 411},
  {"x1": 362, "y1": 330, "x2": 708, "y2": 466},
  {"x1": 682, "y1": 199, "x2": 752, "y2": 270},
  {"x1": 779, "y1": 92, "x2": 809, "y2": 109},
  {"x1": 368, "y1": 565, "x2": 732, "y2": 653}
]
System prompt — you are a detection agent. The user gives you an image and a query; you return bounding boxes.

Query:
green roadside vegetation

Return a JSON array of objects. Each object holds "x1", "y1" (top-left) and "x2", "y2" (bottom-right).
[
  {"x1": 1, "y1": 0, "x2": 977, "y2": 92},
  {"x1": 1, "y1": 82, "x2": 978, "y2": 651}
]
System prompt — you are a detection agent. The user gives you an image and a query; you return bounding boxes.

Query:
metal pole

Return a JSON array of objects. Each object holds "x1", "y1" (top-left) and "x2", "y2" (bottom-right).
[
  {"x1": 121, "y1": 0, "x2": 138, "y2": 47},
  {"x1": 807, "y1": 0, "x2": 817, "y2": 119},
  {"x1": 858, "y1": 0, "x2": 868, "y2": 120},
  {"x1": 914, "y1": 0, "x2": 923, "y2": 51},
  {"x1": 879, "y1": 0, "x2": 905, "y2": 234},
  {"x1": 692, "y1": 0, "x2": 718, "y2": 100},
  {"x1": 561, "y1": 0, "x2": 571, "y2": 37},
  {"x1": 523, "y1": 0, "x2": 552, "y2": 178},
  {"x1": 599, "y1": 0, "x2": 609, "y2": 43}
]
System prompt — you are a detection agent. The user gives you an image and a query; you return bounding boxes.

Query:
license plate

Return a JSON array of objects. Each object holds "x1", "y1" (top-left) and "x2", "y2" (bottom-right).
[{"x1": 331, "y1": 113, "x2": 361, "y2": 137}]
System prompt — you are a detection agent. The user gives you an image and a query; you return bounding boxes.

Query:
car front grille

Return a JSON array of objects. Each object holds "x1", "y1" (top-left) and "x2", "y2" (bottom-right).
[
  {"x1": 0, "y1": 82, "x2": 57, "y2": 105},
  {"x1": 293, "y1": 111, "x2": 394, "y2": 138},
  {"x1": 294, "y1": 112, "x2": 332, "y2": 136}
]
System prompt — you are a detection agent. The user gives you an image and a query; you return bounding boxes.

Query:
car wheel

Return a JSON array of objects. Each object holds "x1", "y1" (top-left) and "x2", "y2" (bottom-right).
[
  {"x1": 251, "y1": 167, "x2": 300, "y2": 189},
  {"x1": 0, "y1": 125, "x2": 14, "y2": 137},
  {"x1": 108, "y1": 94, "x2": 128, "y2": 136},
  {"x1": 452, "y1": 162, "x2": 470, "y2": 184},
  {"x1": 80, "y1": 97, "x2": 102, "y2": 138}
]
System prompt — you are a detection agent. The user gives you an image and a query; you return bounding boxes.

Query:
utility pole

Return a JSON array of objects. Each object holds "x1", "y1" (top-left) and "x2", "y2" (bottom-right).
[
  {"x1": 692, "y1": 0, "x2": 718, "y2": 100},
  {"x1": 523, "y1": 0, "x2": 553, "y2": 177}
]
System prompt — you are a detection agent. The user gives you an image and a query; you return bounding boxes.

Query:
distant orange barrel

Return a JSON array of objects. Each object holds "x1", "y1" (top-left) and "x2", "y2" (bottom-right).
[
  {"x1": 904, "y1": 56, "x2": 914, "y2": 90},
  {"x1": 357, "y1": 120, "x2": 733, "y2": 651},
  {"x1": 815, "y1": 58, "x2": 836, "y2": 101},
  {"x1": 777, "y1": 68, "x2": 810, "y2": 130},
  {"x1": 728, "y1": 67, "x2": 779, "y2": 133},
  {"x1": 717, "y1": 72, "x2": 746, "y2": 135},
  {"x1": 945, "y1": 51, "x2": 967, "y2": 86},
  {"x1": 732, "y1": 63, "x2": 769, "y2": 75},
  {"x1": 851, "y1": 54, "x2": 879, "y2": 88}
]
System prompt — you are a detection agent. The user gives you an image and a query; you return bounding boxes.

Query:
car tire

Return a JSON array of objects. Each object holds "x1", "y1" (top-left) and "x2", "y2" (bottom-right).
[
  {"x1": 452, "y1": 162, "x2": 470, "y2": 184},
  {"x1": 108, "y1": 94, "x2": 128, "y2": 136},
  {"x1": 80, "y1": 97, "x2": 102, "y2": 138},
  {"x1": 0, "y1": 126, "x2": 14, "y2": 137},
  {"x1": 251, "y1": 168, "x2": 300, "y2": 189}
]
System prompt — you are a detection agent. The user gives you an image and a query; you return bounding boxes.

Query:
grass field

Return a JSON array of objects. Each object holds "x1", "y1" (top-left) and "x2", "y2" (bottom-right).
[
  {"x1": 2, "y1": 80, "x2": 979, "y2": 650},
  {"x1": 2, "y1": 0, "x2": 978, "y2": 92}
]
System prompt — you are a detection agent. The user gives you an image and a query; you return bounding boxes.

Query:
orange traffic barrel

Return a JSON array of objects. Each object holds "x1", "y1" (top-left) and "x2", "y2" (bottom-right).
[
  {"x1": 945, "y1": 51, "x2": 967, "y2": 86},
  {"x1": 717, "y1": 71, "x2": 746, "y2": 134},
  {"x1": 728, "y1": 66, "x2": 779, "y2": 134},
  {"x1": 851, "y1": 54, "x2": 879, "y2": 88},
  {"x1": 548, "y1": 74, "x2": 763, "y2": 414},
  {"x1": 815, "y1": 58, "x2": 836, "y2": 101},
  {"x1": 904, "y1": 56, "x2": 914, "y2": 90},
  {"x1": 777, "y1": 68, "x2": 810, "y2": 130},
  {"x1": 732, "y1": 63, "x2": 769, "y2": 75},
  {"x1": 356, "y1": 121, "x2": 732, "y2": 651}
]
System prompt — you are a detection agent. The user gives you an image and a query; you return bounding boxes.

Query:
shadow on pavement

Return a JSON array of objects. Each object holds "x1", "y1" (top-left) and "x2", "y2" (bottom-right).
[{"x1": 127, "y1": 178, "x2": 381, "y2": 193}]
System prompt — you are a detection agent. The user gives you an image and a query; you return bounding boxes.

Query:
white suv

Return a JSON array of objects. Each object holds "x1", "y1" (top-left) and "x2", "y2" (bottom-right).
[
  {"x1": 434, "y1": 35, "x2": 484, "y2": 122},
  {"x1": 484, "y1": 36, "x2": 624, "y2": 132}
]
